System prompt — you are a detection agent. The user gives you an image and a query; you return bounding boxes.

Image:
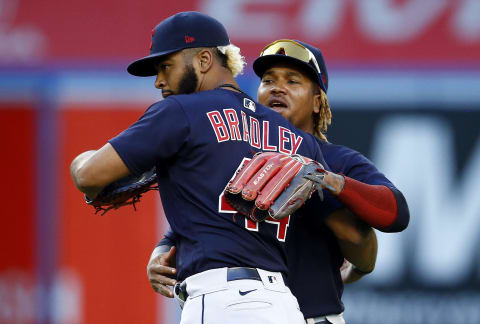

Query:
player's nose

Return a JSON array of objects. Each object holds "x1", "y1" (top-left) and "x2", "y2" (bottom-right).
[
  {"x1": 155, "y1": 74, "x2": 166, "y2": 89},
  {"x1": 270, "y1": 83, "x2": 287, "y2": 95}
]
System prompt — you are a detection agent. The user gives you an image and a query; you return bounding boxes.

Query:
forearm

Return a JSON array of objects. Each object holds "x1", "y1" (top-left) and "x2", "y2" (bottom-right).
[
  {"x1": 323, "y1": 172, "x2": 410, "y2": 232},
  {"x1": 70, "y1": 143, "x2": 131, "y2": 199},
  {"x1": 325, "y1": 208, "x2": 370, "y2": 244},
  {"x1": 325, "y1": 208, "x2": 378, "y2": 283},
  {"x1": 70, "y1": 150, "x2": 104, "y2": 198},
  {"x1": 325, "y1": 209, "x2": 377, "y2": 271},
  {"x1": 337, "y1": 226, "x2": 377, "y2": 274}
]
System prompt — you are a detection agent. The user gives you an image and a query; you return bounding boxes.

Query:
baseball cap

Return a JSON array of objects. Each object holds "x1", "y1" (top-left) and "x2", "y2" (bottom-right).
[
  {"x1": 253, "y1": 39, "x2": 328, "y2": 93},
  {"x1": 127, "y1": 11, "x2": 230, "y2": 77}
]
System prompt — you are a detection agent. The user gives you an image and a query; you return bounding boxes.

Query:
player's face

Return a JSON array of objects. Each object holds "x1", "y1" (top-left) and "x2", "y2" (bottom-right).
[
  {"x1": 257, "y1": 63, "x2": 320, "y2": 134},
  {"x1": 154, "y1": 51, "x2": 199, "y2": 98}
]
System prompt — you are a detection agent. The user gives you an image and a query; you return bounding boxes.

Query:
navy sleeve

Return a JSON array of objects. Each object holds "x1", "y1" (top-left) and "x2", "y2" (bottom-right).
[
  {"x1": 311, "y1": 136, "x2": 343, "y2": 216},
  {"x1": 156, "y1": 228, "x2": 177, "y2": 248},
  {"x1": 384, "y1": 188, "x2": 410, "y2": 232},
  {"x1": 337, "y1": 148, "x2": 393, "y2": 187},
  {"x1": 341, "y1": 148, "x2": 410, "y2": 232},
  {"x1": 323, "y1": 142, "x2": 409, "y2": 232},
  {"x1": 109, "y1": 98, "x2": 190, "y2": 176}
]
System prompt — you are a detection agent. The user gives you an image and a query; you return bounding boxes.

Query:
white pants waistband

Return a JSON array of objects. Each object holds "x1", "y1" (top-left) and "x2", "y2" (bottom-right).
[{"x1": 184, "y1": 267, "x2": 287, "y2": 299}]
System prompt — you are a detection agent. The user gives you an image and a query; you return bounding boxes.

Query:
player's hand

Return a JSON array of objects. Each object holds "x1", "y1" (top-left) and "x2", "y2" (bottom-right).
[
  {"x1": 340, "y1": 259, "x2": 352, "y2": 282},
  {"x1": 320, "y1": 170, "x2": 345, "y2": 195},
  {"x1": 147, "y1": 246, "x2": 178, "y2": 298}
]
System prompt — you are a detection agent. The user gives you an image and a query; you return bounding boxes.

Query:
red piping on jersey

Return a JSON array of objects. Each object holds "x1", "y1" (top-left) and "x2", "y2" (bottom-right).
[{"x1": 337, "y1": 176, "x2": 398, "y2": 229}]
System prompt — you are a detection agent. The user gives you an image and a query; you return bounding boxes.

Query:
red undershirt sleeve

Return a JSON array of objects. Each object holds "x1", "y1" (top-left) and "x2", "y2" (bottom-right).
[{"x1": 337, "y1": 176, "x2": 410, "y2": 233}]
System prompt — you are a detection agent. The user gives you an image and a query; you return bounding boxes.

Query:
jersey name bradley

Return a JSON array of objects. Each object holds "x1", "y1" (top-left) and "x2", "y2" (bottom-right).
[{"x1": 206, "y1": 108, "x2": 304, "y2": 154}]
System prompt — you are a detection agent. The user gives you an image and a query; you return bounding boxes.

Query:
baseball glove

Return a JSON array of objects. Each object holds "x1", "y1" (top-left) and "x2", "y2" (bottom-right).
[
  {"x1": 85, "y1": 168, "x2": 158, "y2": 215},
  {"x1": 224, "y1": 152, "x2": 328, "y2": 222}
]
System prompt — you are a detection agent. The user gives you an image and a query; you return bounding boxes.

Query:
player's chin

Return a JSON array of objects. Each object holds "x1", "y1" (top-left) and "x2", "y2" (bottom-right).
[
  {"x1": 270, "y1": 105, "x2": 289, "y2": 117},
  {"x1": 162, "y1": 91, "x2": 174, "y2": 98}
]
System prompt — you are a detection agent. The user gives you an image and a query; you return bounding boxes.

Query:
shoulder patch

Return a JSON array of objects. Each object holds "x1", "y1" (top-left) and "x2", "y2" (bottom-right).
[{"x1": 243, "y1": 98, "x2": 256, "y2": 112}]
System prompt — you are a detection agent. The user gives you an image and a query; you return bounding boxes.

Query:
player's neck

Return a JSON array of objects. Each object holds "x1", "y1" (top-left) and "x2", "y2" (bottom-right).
[
  {"x1": 215, "y1": 83, "x2": 245, "y2": 94},
  {"x1": 198, "y1": 67, "x2": 239, "y2": 92},
  {"x1": 301, "y1": 123, "x2": 315, "y2": 135}
]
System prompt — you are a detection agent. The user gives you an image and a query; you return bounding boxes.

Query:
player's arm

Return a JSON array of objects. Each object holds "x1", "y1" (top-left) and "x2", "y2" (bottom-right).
[
  {"x1": 325, "y1": 208, "x2": 378, "y2": 283},
  {"x1": 321, "y1": 172, "x2": 409, "y2": 233},
  {"x1": 147, "y1": 230, "x2": 178, "y2": 298},
  {"x1": 71, "y1": 99, "x2": 190, "y2": 201},
  {"x1": 70, "y1": 143, "x2": 131, "y2": 199}
]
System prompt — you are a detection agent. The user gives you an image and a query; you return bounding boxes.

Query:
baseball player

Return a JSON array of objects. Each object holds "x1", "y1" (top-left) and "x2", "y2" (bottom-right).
[
  {"x1": 147, "y1": 39, "x2": 410, "y2": 323},
  {"x1": 70, "y1": 13, "x2": 345, "y2": 324}
]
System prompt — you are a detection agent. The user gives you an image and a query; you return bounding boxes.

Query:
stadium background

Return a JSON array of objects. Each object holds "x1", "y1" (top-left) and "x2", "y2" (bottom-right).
[{"x1": 1, "y1": 0, "x2": 479, "y2": 323}]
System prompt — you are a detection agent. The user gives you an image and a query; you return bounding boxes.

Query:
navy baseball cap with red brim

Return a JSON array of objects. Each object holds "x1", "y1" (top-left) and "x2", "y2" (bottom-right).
[
  {"x1": 127, "y1": 11, "x2": 230, "y2": 77},
  {"x1": 253, "y1": 40, "x2": 329, "y2": 93}
]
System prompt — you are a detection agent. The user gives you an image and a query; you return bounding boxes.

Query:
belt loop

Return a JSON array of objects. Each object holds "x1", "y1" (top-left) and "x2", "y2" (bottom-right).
[{"x1": 174, "y1": 282, "x2": 187, "y2": 309}]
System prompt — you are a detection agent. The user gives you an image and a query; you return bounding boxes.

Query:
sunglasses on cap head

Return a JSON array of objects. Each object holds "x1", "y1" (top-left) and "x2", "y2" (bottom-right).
[{"x1": 259, "y1": 39, "x2": 322, "y2": 76}]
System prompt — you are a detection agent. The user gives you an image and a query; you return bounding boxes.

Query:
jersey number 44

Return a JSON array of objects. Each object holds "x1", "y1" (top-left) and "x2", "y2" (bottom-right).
[{"x1": 218, "y1": 157, "x2": 291, "y2": 242}]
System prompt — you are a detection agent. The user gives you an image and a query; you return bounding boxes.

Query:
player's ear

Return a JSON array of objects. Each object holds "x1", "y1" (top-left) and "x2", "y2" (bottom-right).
[{"x1": 196, "y1": 49, "x2": 213, "y2": 73}]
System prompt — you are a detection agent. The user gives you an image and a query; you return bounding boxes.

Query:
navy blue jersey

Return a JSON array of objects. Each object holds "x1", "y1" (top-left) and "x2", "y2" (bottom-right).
[
  {"x1": 156, "y1": 137, "x2": 399, "y2": 316},
  {"x1": 286, "y1": 139, "x2": 397, "y2": 318},
  {"x1": 110, "y1": 88, "x2": 335, "y2": 281}
]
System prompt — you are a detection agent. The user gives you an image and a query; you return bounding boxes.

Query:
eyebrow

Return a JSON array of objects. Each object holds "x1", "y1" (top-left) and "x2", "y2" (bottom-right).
[
  {"x1": 285, "y1": 71, "x2": 302, "y2": 78},
  {"x1": 263, "y1": 70, "x2": 303, "y2": 78},
  {"x1": 156, "y1": 58, "x2": 172, "y2": 65},
  {"x1": 154, "y1": 52, "x2": 178, "y2": 67}
]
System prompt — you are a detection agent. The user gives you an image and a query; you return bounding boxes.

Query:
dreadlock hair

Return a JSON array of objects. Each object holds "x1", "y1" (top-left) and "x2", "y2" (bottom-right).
[{"x1": 312, "y1": 85, "x2": 332, "y2": 142}]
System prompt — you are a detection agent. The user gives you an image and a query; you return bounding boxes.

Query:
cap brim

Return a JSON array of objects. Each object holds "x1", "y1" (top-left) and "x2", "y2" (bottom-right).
[
  {"x1": 253, "y1": 55, "x2": 326, "y2": 92},
  {"x1": 127, "y1": 49, "x2": 180, "y2": 76}
]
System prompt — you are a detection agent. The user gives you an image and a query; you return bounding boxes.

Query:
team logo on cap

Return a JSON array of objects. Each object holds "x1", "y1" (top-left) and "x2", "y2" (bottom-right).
[
  {"x1": 185, "y1": 35, "x2": 195, "y2": 44},
  {"x1": 149, "y1": 28, "x2": 155, "y2": 50}
]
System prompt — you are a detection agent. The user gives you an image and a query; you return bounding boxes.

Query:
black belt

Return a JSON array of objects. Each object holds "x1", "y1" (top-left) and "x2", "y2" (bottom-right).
[
  {"x1": 175, "y1": 267, "x2": 262, "y2": 302},
  {"x1": 229, "y1": 267, "x2": 287, "y2": 283},
  {"x1": 227, "y1": 267, "x2": 262, "y2": 281}
]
